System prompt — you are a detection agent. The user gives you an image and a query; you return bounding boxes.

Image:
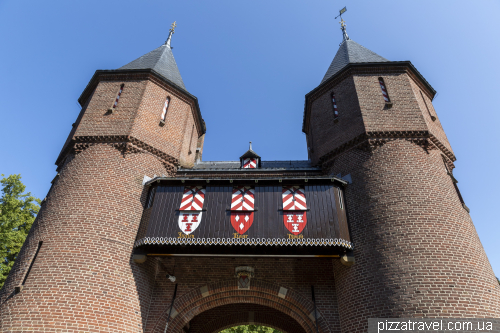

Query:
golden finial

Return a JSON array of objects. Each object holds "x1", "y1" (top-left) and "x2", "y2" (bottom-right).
[
  {"x1": 165, "y1": 21, "x2": 177, "y2": 48},
  {"x1": 170, "y1": 21, "x2": 177, "y2": 34},
  {"x1": 335, "y1": 7, "x2": 350, "y2": 42}
]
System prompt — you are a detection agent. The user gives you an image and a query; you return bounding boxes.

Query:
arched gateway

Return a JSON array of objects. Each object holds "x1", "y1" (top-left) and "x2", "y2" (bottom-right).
[
  {"x1": 1, "y1": 19, "x2": 499, "y2": 333},
  {"x1": 147, "y1": 278, "x2": 329, "y2": 333}
]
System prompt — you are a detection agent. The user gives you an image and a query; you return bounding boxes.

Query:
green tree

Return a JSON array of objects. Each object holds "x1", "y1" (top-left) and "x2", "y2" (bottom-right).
[
  {"x1": 219, "y1": 325, "x2": 282, "y2": 333},
  {"x1": 0, "y1": 174, "x2": 40, "y2": 289}
]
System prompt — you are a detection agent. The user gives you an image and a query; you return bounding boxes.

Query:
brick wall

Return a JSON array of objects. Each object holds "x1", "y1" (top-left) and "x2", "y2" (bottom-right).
[
  {"x1": 308, "y1": 75, "x2": 365, "y2": 165},
  {"x1": 141, "y1": 257, "x2": 340, "y2": 333},
  {"x1": 305, "y1": 63, "x2": 499, "y2": 332},
  {"x1": 0, "y1": 145, "x2": 168, "y2": 332},
  {"x1": 328, "y1": 140, "x2": 500, "y2": 332}
]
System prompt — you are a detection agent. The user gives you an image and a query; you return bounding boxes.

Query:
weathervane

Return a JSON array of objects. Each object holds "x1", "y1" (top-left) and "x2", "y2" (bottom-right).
[
  {"x1": 165, "y1": 21, "x2": 177, "y2": 48},
  {"x1": 335, "y1": 7, "x2": 349, "y2": 42}
]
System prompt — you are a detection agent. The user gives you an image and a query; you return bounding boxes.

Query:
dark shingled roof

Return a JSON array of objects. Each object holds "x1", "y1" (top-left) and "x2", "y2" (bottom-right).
[
  {"x1": 239, "y1": 149, "x2": 261, "y2": 160},
  {"x1": 321, "y1": 39, "x2": 388, "y2": 84},
  {"x1": 178, "y1": 160, "x2": 320, "y2": 172},
  {"x1": 119, "y1": 44, "x2": 186, "y2": 90}
]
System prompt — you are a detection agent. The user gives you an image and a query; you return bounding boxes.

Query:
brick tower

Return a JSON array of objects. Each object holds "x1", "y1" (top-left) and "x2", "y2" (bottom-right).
[
  {"x1": 0, "y1": 26, "x2": 205, "y2": 331},
  {"x1": 2, "y1": 19, "x2": 500, "y2": 333},
  {"x1": 303, "y1": 21, "x2": 500, "y2": 331}
]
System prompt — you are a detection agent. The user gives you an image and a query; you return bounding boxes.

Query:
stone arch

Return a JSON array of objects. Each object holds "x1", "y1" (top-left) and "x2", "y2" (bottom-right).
[
  {"x1": 152, "y1": 279, "x2": 331, "y2": 333},
  {"x1": 191, "y1": 304, "x2": 304, "y2": 333}
]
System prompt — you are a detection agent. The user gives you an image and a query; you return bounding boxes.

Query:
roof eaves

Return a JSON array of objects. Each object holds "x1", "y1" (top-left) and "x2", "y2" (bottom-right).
[
  {"x1": 145, "y1": 175, "x2": 347, "y2": 187},
  {"x1": 177, "y1": 168, "x2": 322, "y2": 172}
]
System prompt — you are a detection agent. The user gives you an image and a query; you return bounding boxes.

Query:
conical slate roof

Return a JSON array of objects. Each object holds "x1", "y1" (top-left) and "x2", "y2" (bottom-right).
[
  {"x1": 119, "y1": 44, "x2": 186, "y2": 90},
  {"x1": 321, "y1": 39, "x2": 388, "y2": 84}
]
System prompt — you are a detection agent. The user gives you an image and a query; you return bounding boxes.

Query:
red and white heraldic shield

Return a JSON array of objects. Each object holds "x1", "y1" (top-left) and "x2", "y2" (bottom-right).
[
  {"x1": 230, "y1": 186, "x2": 255, "y2": 234},
  {"x1": 231, "y1": 212, "x2": 253, "y2": 235},
  {"x1": 179, "y1": 186, "x2": 205, "y2": 211},
  {"x1": 282, "y1": 186, "x2": 307, "y2": 210},
  {"x1": 283, "y1": 211, "x2": 307, "y2": 235},
  {"x1": 231, "y1": 186, "x2": 255, "y2": 211},
  {"x1": 178, "y1": 212, "x2": 202, "y2": 235},
  {"x1": 242, "y1": 158, "x2": 257, "y2": 169},
  {"x1": 178, "y1": 186, "x2": 205, "y2": 235},
  {"x1": 282, "y1": 186, "x2": 307, "y2": 235}
]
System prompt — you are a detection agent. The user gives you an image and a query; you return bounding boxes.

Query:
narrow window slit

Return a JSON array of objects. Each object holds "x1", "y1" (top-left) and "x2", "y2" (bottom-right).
[
  {"x1": 331, "y1": 92, "x2": 339, "y2": 121},
  {"x1": 188, "y1": 124, "x2": 195, "y2": 154},
  {"x1": 420, "y1": 90, "x2": 436, "y2": 121},
  {"x1": 113, "y1": 84, "x2": 124, "y2": 109},
  {"x1": 160, "y1": 97, "x2": 170, "y2": 125},
  {"x1": 17, "y1": 241, "x2": 43, "y2": 293},
  {"x1": 442, "y1": 155, "x2": 469, "y2": 212},
  {"x1": 378, "y1": 77, "x2": 392, "y2": 106}
]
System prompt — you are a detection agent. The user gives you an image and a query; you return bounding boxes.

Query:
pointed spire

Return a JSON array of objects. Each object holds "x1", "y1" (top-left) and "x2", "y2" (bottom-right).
[
  {"x1": 320, "y1": 7, "x2": 388, "y2": 84},
  {"x1": 119, "y1": 21, "x2": 186, "y2": 90},
  {"x1": 249, "y1": 141, "x2": 252, "y2": 151},
  {"x1": 165, "y1": 21, "x2": 177, "y2": 48},
  {"x1": 320, "y1": 12, "x2": 388, "y2": 84},
  {"x1": 321, "y1": 39, "x2": 388, "y2": 84}
]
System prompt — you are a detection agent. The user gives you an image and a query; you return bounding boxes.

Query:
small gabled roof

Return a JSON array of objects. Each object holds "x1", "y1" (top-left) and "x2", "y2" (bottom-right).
[
  {"x1": 239, "y1": 149, "x2": 261, "y2": 160},
  {"x1": 239, "y1": 142, "x2": 261, "y2": 167},
  {"x1": 321, "y1": 39, "x2": 388, "y2": 84},
  {"x1": 119, "y1": 44, "x2": 186, "y2": 91},
  {"x1": 239, "y1": 142, "x2": 261, "y2": 159}
]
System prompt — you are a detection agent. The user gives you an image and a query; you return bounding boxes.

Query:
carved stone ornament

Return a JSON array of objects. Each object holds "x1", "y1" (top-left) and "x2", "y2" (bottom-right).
[{"x1": 235, "y1": 266, "x2": 255, "y2": 290}]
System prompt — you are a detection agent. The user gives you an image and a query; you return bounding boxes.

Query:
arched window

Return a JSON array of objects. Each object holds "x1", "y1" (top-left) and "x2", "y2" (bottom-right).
[
  {"x1": 112, "y1": 84, "x2": 124, "y2": 109},
  {"x1": 160, "y1": 97, "x2": 170, "y2": 123},
  {"x1": 378, "y1": 77, "x2": 391, "y2": 104},
  {"x1": 331, "y1": 92, "x2": 339, "y2": 120}
]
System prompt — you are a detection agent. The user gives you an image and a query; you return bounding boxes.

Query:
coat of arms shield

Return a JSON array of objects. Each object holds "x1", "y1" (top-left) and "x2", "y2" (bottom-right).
[
  {"x1": 230, "y1": 212, "x2": 253, "y2": 235},
  {"x1": 282, "y1": 186, "x2": 307, "y2": 235},
  {"x1": 283, "y1": 211, "x2": 307, "y2": 235},
  {"x1": 178, "y1": 212, "x2": 202, "y2": 235},
  {"x1": 230, "y1": 186, "x2": 255, "y2": 234},
  {"x1": 178, "y1": 186, "x2": 205, "y2": 235}
]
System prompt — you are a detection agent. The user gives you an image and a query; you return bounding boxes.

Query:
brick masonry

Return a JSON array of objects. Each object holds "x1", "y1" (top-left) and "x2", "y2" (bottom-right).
[
  {"x1": 1, "y1": 57, "x2": 499, "y2": 333},
  {"x1": 305, "y1": 63, "x2": 500, "y2": 332}
]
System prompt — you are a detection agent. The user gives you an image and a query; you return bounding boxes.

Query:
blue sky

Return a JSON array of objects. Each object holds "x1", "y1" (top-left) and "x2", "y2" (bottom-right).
[{"x1": 1, "y1": 0, "x2": 499, "y2": 276}]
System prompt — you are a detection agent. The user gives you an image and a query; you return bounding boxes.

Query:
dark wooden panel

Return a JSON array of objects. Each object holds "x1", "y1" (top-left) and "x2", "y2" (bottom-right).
[
  {"x1": 143, "y1": 184, "x2": 351, "y2": 245},
  {"x1": 148, "y1": 186, "x2": 183, "y2": 238}
]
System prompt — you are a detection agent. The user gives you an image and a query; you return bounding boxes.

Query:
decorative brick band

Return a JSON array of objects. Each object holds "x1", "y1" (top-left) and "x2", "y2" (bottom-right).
[
  {"x1": 152, "y1": 279, "x2": 330, "y2": 333},
  {"x1": 59, "y1": 135, "x2": 179, "y2": 172},
  {"x1": 319, "y1": 131, "x2": 456, "y2": 170},
  {"x1": 135, "y1": 236, "x2": 353, "y2": 249}
]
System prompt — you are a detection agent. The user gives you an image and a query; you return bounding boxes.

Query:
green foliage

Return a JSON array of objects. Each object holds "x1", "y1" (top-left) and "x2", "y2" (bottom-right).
[
  {"x1": 219, "y1": 325, "x2": 282, "y2": 333},
  {"x1": 0, "y1": 174, "x2": 40, "y2": 289}
]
